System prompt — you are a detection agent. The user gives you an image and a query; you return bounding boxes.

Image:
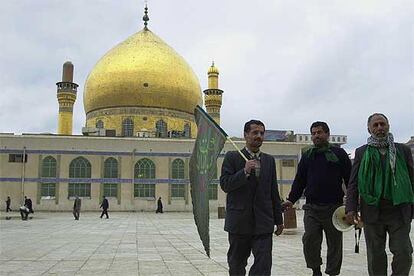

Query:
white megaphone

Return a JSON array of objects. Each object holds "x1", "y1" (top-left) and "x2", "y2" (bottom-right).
[{"x1": 332, "y1": 206, "x2": 353, "y2": 232}]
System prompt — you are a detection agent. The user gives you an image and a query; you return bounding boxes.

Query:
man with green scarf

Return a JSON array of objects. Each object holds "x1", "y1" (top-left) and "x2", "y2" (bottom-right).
[
  {"x1": 346, "y1": 113, "x2": 414, "y2": 276},
  {"x1": 283, "y1": 121, "x2": 352, "y2": 276}
]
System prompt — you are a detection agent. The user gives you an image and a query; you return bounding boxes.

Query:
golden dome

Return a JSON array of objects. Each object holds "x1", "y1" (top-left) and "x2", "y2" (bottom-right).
[{"x1": 83, "y1": 28, "x2": 202, "y2": 115}]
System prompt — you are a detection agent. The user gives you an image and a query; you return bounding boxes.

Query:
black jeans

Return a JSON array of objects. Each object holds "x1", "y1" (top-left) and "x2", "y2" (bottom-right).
[
  {"x1": 100, "y1": 209, "x2": 109, "y2": 218},
  {"x1": 302, "y1": 203, "x2": 343, "y2": 275},
  {"x1": 73, "y1": 209, "x2": 80, "y2": 220},
  {"x1": 227, "y1": 233, "x2": 273, "y2": 276}
]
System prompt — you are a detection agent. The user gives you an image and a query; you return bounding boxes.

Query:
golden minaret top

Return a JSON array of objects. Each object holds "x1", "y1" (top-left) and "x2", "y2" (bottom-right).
[{"x1": 203, "y1": 62, "x2": 224, "y2": 125}]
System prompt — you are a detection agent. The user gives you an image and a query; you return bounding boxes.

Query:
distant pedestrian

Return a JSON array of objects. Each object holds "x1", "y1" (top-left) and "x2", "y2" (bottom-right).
[
  {"x1": 73, "y1": 196, "x2": 81, "y2": 220},
  {"x1": 24, "y1": 196, "x2": 34, "y2": 214},
  {"x1": 156, "y1": 197, "x2": 163, "y2": 213},
  {"x1": 6, "y1": 196, "x2": 12, "y2": 212},
  {"x1": 100, "y1": 196, "x2": 109, "y2": 219}
]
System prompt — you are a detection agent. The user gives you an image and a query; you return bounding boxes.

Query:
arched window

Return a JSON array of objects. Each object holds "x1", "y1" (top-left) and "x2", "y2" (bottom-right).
[
  {"x1": 155, "y1": 119, "x2": 167, "y2": 138},
  {"x1": 96, "y1": 120, "x2": 104, "y2": 129},
  {"x1": 184, "y1": 123, "x2": 191, "y2": 138},
  {"x1": 41, "y1": 156, "x2": 57, "y2": 177},
  {"x1": 69, "y1": 157, "x2": 91, "y2": 178},
  {"x1": 172, "y1": 159, "x2": 185, "y2": 179},
  {"x1": 41, "y1": 156, "x2": 57, "y2": 198},
  {"x1": 104, "y1": 157, "x2": 118, "y2": 178},
  {"x1": 103, "y1": 157, "x2": 118, "y2": 197},
  {"x1": 68, "y1": 157, "x2": 91, "y2": 197},
  {"x1": 135, "y1": 158, "x2": 155, "y2": 179},
  {"x1": 134, "y1": 158, "x2": 155, "y2": 198},
  {"x1": 171, "y1": 159, "x2": 185, "y2": 198},
  {"x1": 122, "y1": 118, "x2": 134, "y2": 137}
]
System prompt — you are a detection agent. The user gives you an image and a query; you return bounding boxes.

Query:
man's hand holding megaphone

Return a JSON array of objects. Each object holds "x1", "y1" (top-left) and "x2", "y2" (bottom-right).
[
  {"x1": 281, "y1": 200, "x2": 293, "y2": 211},
  {"x1": 345, "y1": 211, "x2": 363, "y2": 228}
]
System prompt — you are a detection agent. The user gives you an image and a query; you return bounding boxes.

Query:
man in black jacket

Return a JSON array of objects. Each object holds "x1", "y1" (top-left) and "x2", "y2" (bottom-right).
[
  {"x1": 283, "y1": 121, "x2": 351, "y2": 276},
  {"x1": 73, "y1": 195, "x2": 81, "y2": 220},
  {"x1": 6, "y1": 196, "x2": 12, "y2": 212},
  {"x1": 100, "y1": 196, "x2": 109, "y2": 219},
  {"x1": 220, "y1": 120, "x2": 284, "y2": 276},
  {"x1": 346, "y1": 113, "x2": 413, "y2": 276},
  {"x1": 156, "y1": 197, "x2": 163, "y2": 213}
]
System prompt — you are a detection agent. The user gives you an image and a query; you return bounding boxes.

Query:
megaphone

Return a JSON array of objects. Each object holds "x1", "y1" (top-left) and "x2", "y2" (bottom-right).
[{"x1": 332, "y1": 206, "x2": 353, "y2": 232}]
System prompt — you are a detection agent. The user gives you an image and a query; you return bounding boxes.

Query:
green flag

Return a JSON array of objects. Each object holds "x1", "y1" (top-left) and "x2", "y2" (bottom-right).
[{"x1": 189, "y1": 105, "x2": 227, "y2": 257}]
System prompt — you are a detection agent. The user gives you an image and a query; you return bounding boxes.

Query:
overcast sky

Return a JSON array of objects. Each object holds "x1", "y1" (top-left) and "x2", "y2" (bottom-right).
[{"x1": 0, "y1": 0, "x2": 412, "y2": 152}]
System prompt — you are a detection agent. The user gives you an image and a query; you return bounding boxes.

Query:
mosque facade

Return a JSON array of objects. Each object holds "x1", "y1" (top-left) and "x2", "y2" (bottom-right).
[{"x1": 0, "y1": 8, "x2": 347, "y2": 211}]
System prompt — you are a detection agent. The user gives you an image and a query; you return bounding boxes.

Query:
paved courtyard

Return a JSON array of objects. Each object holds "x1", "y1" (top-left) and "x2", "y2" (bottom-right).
[{"x1": 0, "y1": 210, "x2": 412, "y2": 275}]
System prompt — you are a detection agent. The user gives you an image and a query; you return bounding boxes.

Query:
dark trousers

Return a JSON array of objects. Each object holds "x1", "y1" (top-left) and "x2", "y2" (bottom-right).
[
  {"x1": 227, "y1": 233, "x2": 272, "y2": 276},
  {"x1": 73, "y1": 209, "x2": 80, "y2": 220},
  {"x1": 20, "y1": 210, "x2": 29, "y2": 220},
  {"x1": 364, "y1": 222, "x2": 412, "y2": 276},
  {"x1": 100, "y1": 209, "x2": 109, "y2": 218},
  {"x1": 302, "y1": 204, "x2": 343, "y2": 275},
  {"x1": 6, "y1": 204, "x2": 11, "y2": 212}
]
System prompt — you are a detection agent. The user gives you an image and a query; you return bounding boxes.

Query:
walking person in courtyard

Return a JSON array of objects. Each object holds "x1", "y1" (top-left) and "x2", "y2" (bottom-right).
[
  {"x1": 100, "y1": 196, "x2": 109, "y2": 219},
  {"x1": 5, "y1": 196, "x2": 12, "y2": 212},
  {"x1": 345, "y1": 113, "x2": 413, "y2": 276},
  {"x1": 282, "y1": 121, "x2": 352, "y2": 276},
  {"x1": 156, "y1": 197, "x2": 163, "y2": 213},
  {"x1": 73, "y1": 195, "x2": 81, "y2": 220},
  {"x1": 220, "y1": 119, "x2": 284, "y2": 276}
]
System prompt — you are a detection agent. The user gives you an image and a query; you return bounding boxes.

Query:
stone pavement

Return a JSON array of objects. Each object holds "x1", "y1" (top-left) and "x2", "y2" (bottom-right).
[{"x1": 0, "y1": 211, "x2": 412, "y2": 275}]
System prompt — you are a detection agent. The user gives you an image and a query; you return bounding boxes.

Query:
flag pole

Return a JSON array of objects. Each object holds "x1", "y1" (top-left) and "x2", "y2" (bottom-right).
[{"x1": 226, "y1": 137, "x2": 248, "y2": 161}]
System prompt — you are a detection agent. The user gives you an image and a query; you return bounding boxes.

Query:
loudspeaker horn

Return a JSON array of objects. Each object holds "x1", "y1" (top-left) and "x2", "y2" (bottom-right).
[{"x1": 332, "y1": 205, "x2": 353, "y2": 232}]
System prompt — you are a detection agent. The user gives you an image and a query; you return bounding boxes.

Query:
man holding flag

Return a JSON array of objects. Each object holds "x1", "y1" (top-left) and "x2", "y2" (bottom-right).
[{"x1": 220, "y1": 120, "x2": 284, "y2": 276}]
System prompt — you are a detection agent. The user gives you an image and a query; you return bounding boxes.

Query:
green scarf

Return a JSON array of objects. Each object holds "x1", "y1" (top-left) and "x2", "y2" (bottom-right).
[
  {"x1": 358, "y1": 146, "x2": 414, "y2": 206},
  {"x1": 303, "y1": 143, "x2": 339, "y2": 163}
]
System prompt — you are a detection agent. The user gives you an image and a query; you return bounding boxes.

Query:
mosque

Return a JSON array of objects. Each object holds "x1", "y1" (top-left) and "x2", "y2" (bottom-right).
[{"x1": 0, "y1": 7, "x2": 347, "y2": 212}]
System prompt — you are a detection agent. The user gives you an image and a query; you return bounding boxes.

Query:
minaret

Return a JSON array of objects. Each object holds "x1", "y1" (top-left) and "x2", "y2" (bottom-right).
[
  {"x1": 57, "y1": 61, "x2": 78, "y2": 135},
  {"x1": 203, "y1": 62, "x2": 223, "y2": 125}
]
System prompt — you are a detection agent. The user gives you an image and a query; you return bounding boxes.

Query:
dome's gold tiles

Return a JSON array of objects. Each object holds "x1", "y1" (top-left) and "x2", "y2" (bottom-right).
[{"x1": 83, "y1": 28, "x2": 202, "y2": 115}]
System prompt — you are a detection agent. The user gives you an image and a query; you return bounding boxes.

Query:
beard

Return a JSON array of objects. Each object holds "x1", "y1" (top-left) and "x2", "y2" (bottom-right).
[{"x1": 372, "y1": 132, "x2": 388, "y2": 140}]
